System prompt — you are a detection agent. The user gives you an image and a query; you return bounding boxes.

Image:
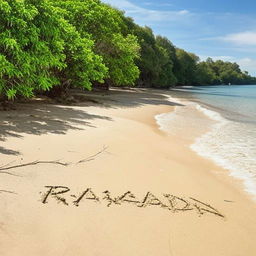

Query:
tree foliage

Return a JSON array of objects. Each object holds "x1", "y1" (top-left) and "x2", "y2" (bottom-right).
[
  {"x1": 124, "y1": 23, "x2": 177, "y2": 88},
  {"x1": 195, "y1": 58, "x2": 256, "y2": 85},
  {"x1": 0, "y1": 0, "x2": 107, "y2": 99},
  {"x1": 0, "y1": 0, "x2": 255, "y2": 101},
  {"x1": 51, "y1": 0, "x2": 140, "y2": 87},
  {"x1": 175, "y1": 49, "x2": 199, "y2": 85}
]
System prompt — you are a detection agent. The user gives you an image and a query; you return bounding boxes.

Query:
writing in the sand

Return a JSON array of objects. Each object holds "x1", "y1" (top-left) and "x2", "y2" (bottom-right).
[{"x1": 40, "y1": 186, "x2": 225, "y2": 218}]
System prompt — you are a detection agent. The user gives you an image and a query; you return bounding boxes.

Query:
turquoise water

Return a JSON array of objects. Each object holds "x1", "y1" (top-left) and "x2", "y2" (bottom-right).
[
  {"x1": 170, "y1": 85, "x2": 256, "y2": 198},
  {"x1": 175, "y1": 85, "x2": 256, "y2": 124}
]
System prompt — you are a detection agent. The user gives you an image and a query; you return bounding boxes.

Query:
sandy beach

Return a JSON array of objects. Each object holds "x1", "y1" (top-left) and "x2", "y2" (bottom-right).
[{"x1": 0, "y1": 88, "x2": 256, "y2": 256}]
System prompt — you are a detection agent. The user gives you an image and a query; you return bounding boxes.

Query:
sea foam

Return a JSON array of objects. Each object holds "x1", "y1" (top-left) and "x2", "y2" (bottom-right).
[
  {"x1": 191, "y1": 104, "x2": 256, "y2": 198},
  {"x1": 156, "y1": 97, "x2": 256, "y2": 200}
]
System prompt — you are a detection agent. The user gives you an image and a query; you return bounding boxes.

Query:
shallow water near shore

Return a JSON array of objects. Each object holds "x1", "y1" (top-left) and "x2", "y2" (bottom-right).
[{"x1": 156, "y1": 85, "x2": 256, "y2": 199}]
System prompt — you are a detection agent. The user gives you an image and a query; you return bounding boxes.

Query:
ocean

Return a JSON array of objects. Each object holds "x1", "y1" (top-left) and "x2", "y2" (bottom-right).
[{"x1": 156, "y1": 85, "x2": 256, "y2": 199}]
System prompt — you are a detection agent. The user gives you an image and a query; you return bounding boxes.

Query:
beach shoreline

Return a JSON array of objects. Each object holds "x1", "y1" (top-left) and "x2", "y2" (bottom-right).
[
  {"x1": 164, "y1": 86, "x2": 256, "y2": 200},
  {"x1": 0, "y1": 88, "x2": 256, "y2": 256}
]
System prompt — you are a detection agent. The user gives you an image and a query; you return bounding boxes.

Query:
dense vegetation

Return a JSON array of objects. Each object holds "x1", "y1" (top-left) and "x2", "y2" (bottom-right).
[{"x1": 0, "y1": 0, "x2": 255, "y2": 100}]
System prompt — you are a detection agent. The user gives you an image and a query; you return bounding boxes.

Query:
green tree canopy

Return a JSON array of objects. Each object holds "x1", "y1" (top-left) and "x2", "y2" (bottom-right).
[
  {"x1": 196, "y1": 58, "x2": 256, "y2": 85},
  {"x1": 175, "y1": 49, "x2": 199, "y2": 85},
  {"x1": 0, "y1": 0, "x2": 107, "y2": 99},
  {"x1": 51, "y1": 0, "x2": 140, "y2": 87},
  {"x1": 0, "y1": 0, "x2": 255, "y2": 101}
]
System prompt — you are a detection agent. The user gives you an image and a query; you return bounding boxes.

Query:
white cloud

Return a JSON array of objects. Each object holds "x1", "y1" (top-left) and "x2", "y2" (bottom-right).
[
  {"x1": 142, "y1": 2, "x2": 174, "y2": 8},
  {"x1": 237, "y1": 58, "x2": 256, "y2": 74},
  {"x1": 102, "y1": 0, "x2": 191, "y2": 23},
  {"x1": 221, "y1": 31, "x2": 256, "y2": 46},
  {"x1": 199, "y1": 55, "x2": 235, "y2": 62},
  {"x1": 178, "y1": 10, "x2": 189, "y2": 15}
]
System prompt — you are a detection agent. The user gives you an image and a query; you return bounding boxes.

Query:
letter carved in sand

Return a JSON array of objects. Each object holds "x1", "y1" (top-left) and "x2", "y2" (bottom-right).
[{"x1": 40, "y1": 186, "x2": 225, "y2": 218}]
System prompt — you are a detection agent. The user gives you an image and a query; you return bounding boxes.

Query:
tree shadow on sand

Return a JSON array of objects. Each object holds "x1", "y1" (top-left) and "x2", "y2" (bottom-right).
[
  {"x1": 73, "y1": 88, "x2": 184, "y2": 109},
  {"x1": 0, "y1": 89, "x2": 183, "y2": 156},
  {"x1": 0, "y1": 146, "x2": 20, "y2": 156},
  {"x1": 0, "y1": 103, "x2": 112, "y2": 155}
]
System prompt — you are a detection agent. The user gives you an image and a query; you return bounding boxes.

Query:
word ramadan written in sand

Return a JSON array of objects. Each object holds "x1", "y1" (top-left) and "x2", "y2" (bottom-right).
[{"x1": 40, "y1": 186, "x2": 225, "y2": 218}]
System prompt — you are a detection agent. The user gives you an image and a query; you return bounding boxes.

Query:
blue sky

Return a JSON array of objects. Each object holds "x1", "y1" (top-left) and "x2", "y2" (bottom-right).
[{"x1": 102, "y1": 0, "x2": 256, "y2": 75}]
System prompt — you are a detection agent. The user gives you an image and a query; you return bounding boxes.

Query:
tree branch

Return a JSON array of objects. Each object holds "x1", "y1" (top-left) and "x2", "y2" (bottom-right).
[
  {"x1": 0, "y1": 146, "x2": 108, "y2": 173},
  {"x1": 0, "y1": 190, "x2": 17, "y2": 194}
]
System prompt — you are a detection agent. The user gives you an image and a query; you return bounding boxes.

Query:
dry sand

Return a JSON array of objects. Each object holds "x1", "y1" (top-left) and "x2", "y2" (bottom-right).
[{"x1": 0, "y1": 88, "x2": 256, "y2": 256}]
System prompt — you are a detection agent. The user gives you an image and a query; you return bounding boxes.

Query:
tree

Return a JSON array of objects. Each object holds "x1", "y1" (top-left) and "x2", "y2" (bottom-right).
[
  {"x1": 196, "y1": 62, "x2": 217, "y2": 85},
  {"x1": 1, "y1": 0, "x2": 255, "y2": 102},
  {"x1": 155, "y1": 36, "x2": 177, "y2": 87},
  {"x1": 52, "y1": 0, "x2": 140, "y2": 87},
  {"x1": 133, "y1": 26, "x2": 159, "y2": 87},
  {"x1": 123, "y1": 23, "x2": 177, "y2": 88},
  {"x1": 0, "y1": 0, "x2": 107, "y2": 100},
  {"x1": 175, "y1": 49, "x2": 199, "y2": 85}
]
